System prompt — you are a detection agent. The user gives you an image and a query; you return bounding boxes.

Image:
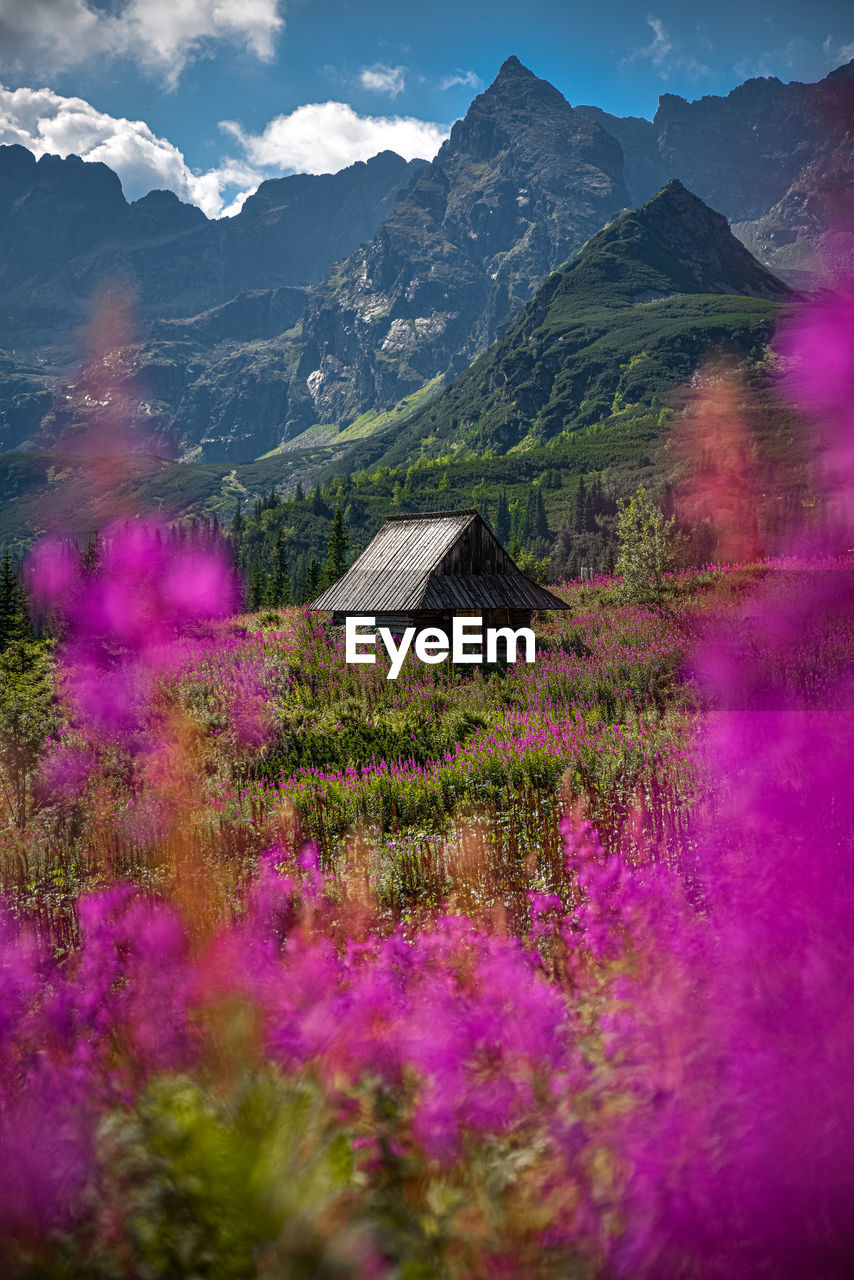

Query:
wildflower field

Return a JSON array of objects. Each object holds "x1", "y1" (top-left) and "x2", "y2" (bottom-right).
[{"x1": 0, "y1": 289, "x2": 853, "y2": 1278}]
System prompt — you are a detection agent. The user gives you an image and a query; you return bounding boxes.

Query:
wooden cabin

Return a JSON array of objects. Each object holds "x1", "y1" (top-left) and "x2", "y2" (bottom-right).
[{"x1": 310, "y1": 508, "x2": 569, "y2": 629}]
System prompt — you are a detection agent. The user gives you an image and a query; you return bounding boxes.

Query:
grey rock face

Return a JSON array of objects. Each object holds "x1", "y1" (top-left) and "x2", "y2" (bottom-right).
[
  {"x1": 578, "y1": 61, "x2": 854, "y2": 276},
  {"x1": 0, "y1": 146, "x2": 425, "y2": 454},
  {"x1": 0, "y1": 146, "x2": 424, "y2": 356},
  {"x1": 292, "y1": 56, "x2": 630, "y2": 434}
]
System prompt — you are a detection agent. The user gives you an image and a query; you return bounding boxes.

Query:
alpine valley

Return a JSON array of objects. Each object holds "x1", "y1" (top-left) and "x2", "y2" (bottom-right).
[{"x1": 0, "y1": 55, "x2": 851, "y2": 571}]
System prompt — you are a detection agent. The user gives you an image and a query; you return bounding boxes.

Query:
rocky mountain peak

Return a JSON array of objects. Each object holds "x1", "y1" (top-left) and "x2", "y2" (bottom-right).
[
  {"x1": 0, "y1": 58, "x2": 842, "y2": 468},
  {"x1": 565, "y1": 179, "x2": 792, "y2": 305},
  {"x1": 289, "y1": 55, "x2": 631, "y2": 445},
  {"x1": 497, "y1": 54, "x2": 528, "y2": 75},
  {"x1": 33, "y1": 150, "x2": 126, "y2": 208},
  {"x1": 448, "y1": 52, "x2": 574, "y2": 140},
  {"x1": 130, "y1": 189, "x2": 207, "y2": 230},
  {"x1": 490, "y1": 55, "x2": 545, "y2": 90}
]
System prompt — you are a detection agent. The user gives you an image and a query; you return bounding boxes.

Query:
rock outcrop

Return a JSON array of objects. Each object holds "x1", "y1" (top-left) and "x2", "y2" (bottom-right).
[
  {"x1": 0, "y1": 58, "x2": 849, "y2": 463},
  {"x1": 578, "y1": 60, "x2": 854, "y2": 277},
  {"x1": 343, "y1": 181, "x2": 790, "y2": 469},
  {"x1": 291, "y1": 57, "x2": 630, "y2": 435}
]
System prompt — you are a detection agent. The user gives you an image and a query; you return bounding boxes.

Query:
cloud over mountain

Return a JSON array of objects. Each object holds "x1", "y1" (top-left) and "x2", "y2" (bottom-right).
[
  {"x1": 0, "y1": 83, "x2": 260, "y2": 215},
  {"x1": 0, "y1": 84, "x2": 447, "y2": 217},
  {"x1": 0, "y1": 0, "x2": 285, "y2": 88},
  {"x1": 359, "y1": 64, "x2": 406, "y2": 97},
  {"x1": 222, "y1": 101, "x2": 448, "y2": 174}
]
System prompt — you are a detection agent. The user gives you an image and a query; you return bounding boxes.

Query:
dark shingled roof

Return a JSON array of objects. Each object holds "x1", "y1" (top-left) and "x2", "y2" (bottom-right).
[{"x1": 311, "y1": 509, "x2": 569, "y2": 613}]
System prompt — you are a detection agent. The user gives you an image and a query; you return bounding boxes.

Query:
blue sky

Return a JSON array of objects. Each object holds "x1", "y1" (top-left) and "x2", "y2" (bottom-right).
[{"x1": 0, "y1": 0, "x2": 851, "y2": 216}]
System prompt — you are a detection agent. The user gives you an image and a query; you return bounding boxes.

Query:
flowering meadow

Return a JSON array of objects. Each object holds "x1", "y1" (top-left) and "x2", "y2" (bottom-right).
[{"x1": 1, "y1": 284, "x2": 854, "y2": 1277}]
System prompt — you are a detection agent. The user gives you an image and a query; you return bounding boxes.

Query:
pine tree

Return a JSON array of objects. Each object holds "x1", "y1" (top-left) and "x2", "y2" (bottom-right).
[
  {"x1": 248, "y1": 562, "x2": 268, "y2": 611},
  {"x1": 268, "y1": 529, "x2": 291, "y2": 607},
  {"x1": 509, "y1": 501, "x2": 522, "y2": 547},
  {"x1": 0, "y1": 634, "x2": 54, "y2": 828},
  {"x1": 523, "y1": 489, "x2": 536, "y2": 543},
  {"x1": 585, "y1": 476, "x2": 607, "y2": 533},
  {"x1": 294, "y1": 481, "x2": 305, "y2": 502},
  {"x1": 0, "y1": 552, "x2": 30, "y2": 650},
  {"x1": 323, "y1": 506, "x2": 348, "y2": 588},
  {"x1": 535, "y1": 487, "x2": 548, "y2": 540},
  {"x1": 574, "y1": 476, "x2": 587, "y2": 533},
  {"x1": 304, "y1": 556, "x2": 321, "y2": 603},
  {"x1": 495, "y1": 489, "x2": 510, "y2": 544},
  {"x1": 523, "y1": 487, "x2": 548, "y2": 544},
  {"x1": 661, "y1": 482, "x2": 675, "y2": 520},
  {"x1": 232, "y1": 499, "x2": 244, "y2": 544},
  {"x1": 82, "y1": 532, "x2": 100, "y2": 573}
]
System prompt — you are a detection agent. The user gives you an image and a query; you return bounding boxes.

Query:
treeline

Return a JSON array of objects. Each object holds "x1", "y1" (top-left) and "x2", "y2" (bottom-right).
[
  {"x1": 230, "y1": 458, "x2": 640, "y2": 605},
  {"x1": 233, "y1": 488, "x2": 351, "y2": 608},
  {"x1": 0, "y1": 550, "x2": 54, "y2": 830}
]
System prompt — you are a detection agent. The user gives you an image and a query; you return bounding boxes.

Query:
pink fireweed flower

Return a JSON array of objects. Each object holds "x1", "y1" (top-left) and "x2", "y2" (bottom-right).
[{"x1": 26, "y1": 520, "x2": 237, "y2": 742}]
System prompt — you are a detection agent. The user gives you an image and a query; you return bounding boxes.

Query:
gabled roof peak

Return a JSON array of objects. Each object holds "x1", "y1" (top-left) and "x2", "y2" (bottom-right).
[{"x1": 311, "y1": 506, "x2": 568, "y2": 614}]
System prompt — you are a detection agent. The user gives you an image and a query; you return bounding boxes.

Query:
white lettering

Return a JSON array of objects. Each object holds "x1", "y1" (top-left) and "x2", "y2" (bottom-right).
[
  {"x1": 343, "y1": 618, "x2": 539, "y2": 671},
  {"x1": 379, "y1": 626, "x2": 416, "y2": 680},
  {"x1": 452, "y1": 616, "x2": 482, "y2": 663},
  {"x1": 414, "y1": 627, "x2": 449, "y2": 664},
  {"x1": 346, "y1": 615, "x2": 376, "y2": 663},
  {"x1": 486, "y1": 626, "x2": 535, "y2": 663}
]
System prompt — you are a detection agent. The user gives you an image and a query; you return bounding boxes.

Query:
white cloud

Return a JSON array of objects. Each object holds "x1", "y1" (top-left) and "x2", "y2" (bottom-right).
[
  {"x1": 638, "y1": 16, "x2": 674, "y2": 71},
  {"x1": 622, "y1": 14, "x2": 712, "y2": 81},
  {"x1": 0, "y1": 84, "x2": 449, "y2": 218},
  {"x1": 222, "y1": 101, "x2": 448, "y2": 173},
  {"x1": 733, "y1": 36, "x2": 809, "y2": 82},
  {"x1": 823, "y1": 36, "x2": 854, "y2": 66},
  {"x1": 359, "y1": 64, "x2": 406, "y2": 98},
  {"x1": 0, "y1": 83, "x2": 260, "y2": 215},
  {"x1": 439, "y1": 70, "x2": 483, "y2": 92},
  {"x1": 0, "y1": 0, "x2": 284, "y2": 88}
]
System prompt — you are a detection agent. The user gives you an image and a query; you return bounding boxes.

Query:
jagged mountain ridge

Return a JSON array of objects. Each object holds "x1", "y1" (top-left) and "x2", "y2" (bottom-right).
[
  {"x1": 0, "y1": 56, "x2": 633, "y2": 459},
  {"x1": 0, "y1": 185, "x2": 801, "y2": 553},
  {"x1": 336, "y1": 181, "x2": 790, "y2": 471},
  {"x1": 290, "y1": 56, "x2": 630, "y2": 437},
  {"x1": 0, "y1": 145, "x2": 426, "y2": 355},
  {"x1": 0, "y1": 56, "x2": 849, "y2": 470},
  {"x1": 577, "y1": 60, "x2": 854, "y2": 277}
]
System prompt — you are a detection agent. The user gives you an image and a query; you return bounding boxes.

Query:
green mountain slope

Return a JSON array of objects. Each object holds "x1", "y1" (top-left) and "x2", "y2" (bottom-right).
[{"x1": 339, "y1": 181, "x2": 791, "y2": 472}]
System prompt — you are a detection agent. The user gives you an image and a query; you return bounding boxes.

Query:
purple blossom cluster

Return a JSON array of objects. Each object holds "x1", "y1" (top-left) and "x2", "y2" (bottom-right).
[
  {"x1": 27, "y1": 521, "x2": 237, "y2": 740},
  {"x1": 0, "y1": 280, "x2": 853, "y2": 1274}
]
